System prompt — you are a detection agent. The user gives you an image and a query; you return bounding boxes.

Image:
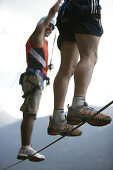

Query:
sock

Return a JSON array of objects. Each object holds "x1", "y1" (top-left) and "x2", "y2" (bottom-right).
[
  {"x1": 53, "y1": 109, "x2": 65, "y2": 121},
  {"x1": 72, "y1": 96, "x2": 85, "y2": 108},
  {"x1": 24, "y1": 145, "x2": 32, "y2": 149}
]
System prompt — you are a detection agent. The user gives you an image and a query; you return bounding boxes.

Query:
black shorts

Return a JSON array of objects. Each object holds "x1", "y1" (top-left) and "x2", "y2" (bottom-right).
[
  {"x1": 56, "y1": 0, "x2": 103, "y2": 50},
  {"x1": 57, "y1": 16, "x2": 103, "y2": 50}
]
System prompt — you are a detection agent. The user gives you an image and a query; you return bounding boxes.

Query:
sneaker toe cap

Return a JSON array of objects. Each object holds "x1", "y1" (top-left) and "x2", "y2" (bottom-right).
[
  {"x1": 88, "y1": 114, "x2": 112, "y2": 126},
  {"x1": 70, "y1": 129, "x2": 82, "y2": 136}
]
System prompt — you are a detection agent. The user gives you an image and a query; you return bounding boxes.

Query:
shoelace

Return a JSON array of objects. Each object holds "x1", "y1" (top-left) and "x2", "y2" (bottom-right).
[
  {"x1": 61, "y1": 120, "x2": 74, "y2": 131},
  {"x1": 84, "y1": 102, "x2": 97, "y2": 113},
  {"x1": 26, "y1": 147, "x2": 37, "y2": 155}
]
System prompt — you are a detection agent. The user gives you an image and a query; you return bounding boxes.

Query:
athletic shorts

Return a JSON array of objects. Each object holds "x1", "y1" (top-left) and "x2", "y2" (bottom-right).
[
  {"x1": 20, "y1": 74, "x2": 43, "y2": 119},
  {"x1": 56, "y1": 0, "x2": 103, "y2": 50},
  {"x1": 57, "y1": 17, "x2": 103, "y2": 50}
]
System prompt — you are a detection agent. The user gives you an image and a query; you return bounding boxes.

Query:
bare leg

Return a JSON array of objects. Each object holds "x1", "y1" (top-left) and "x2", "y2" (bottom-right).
[
  {"x1": 21, "y1": 114, "x2": 35, "y2": 146},
  {"x1": 54, "y1": 41, "x2": 79, "y2": 109},
  {"x1": 49, "y1": 41, "x2": 82, "y2": 136},
  {"x1": 67, "y1": 34, "x2": 111, "y2": 127},
  {"x1": 74, "y1": 34, "x2": 100, "y2": 97}
]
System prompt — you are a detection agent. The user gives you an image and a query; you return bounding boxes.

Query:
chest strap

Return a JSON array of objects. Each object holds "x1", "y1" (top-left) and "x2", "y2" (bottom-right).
[{"x1": 29, "y1": 48, "x2": 46, "y2": 68}]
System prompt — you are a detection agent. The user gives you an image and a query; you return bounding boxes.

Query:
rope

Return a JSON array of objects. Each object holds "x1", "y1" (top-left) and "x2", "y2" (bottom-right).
[
  {"x1": 2, "y1": 100, "x2": 113, "y2": 170},
  {"x1": 10, "y1": 62, "x2": 26, "y2": 89},
  {"x1": 48, "y1": 30, "x2": 57, "y2": 71},
  {"x1": 45, "y1": 30, "x2": 57, "y2": 89}
]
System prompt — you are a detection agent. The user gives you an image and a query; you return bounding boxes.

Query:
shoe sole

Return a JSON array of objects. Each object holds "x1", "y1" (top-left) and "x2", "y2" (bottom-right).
[
  {"x1": 67, "y1": 114, "x2": 112, "y2": 126},
  {"x1": 48, "y1": 128, "x2": 82, "y2": 136},
  {"x1": 29, "y1": 156, "x2": 45, "y2": 162},
  {"x1": 48, "y1": 128, "x2": 63, "y2": 136},
  {"x1": 17, "y1": 155, "x2": 45, "y2": 162},
  {"x1": 87, "y1": 117, "x2": 112, "y2": 126},
  {"x1": 17, "y1": 155, "x2": 28, "y2": 160}
]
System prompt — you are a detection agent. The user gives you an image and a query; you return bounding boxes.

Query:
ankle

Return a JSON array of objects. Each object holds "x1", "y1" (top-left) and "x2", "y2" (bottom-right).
[
  {"x1": 53, "y1": 109, "x2": 65, "y2": 121},
  {"x1": 72, "y1": 96, "x2": 85, "y2": 108},
  {"x1": 23, "y1": 144, "x2": 32, "y2": 149}
]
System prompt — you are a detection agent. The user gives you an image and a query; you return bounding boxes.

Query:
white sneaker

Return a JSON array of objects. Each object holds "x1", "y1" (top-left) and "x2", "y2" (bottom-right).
[{"x1": 17, "y1": 145, "x2": 45, "y2": 162}]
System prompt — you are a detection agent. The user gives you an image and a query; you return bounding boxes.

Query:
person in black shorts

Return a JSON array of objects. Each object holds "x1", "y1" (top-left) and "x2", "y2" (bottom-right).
[{"x1": 47, "y1": 0, "x2": 112, "y2": 133}]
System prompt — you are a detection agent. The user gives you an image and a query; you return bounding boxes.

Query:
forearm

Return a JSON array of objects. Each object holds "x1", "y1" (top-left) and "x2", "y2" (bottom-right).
[
  {"x1": 48, "y1": 0, "x2": 62, "y2": 17},
  {"x1": 44, "y1": 0, "x2": 62, "y2": 25}
]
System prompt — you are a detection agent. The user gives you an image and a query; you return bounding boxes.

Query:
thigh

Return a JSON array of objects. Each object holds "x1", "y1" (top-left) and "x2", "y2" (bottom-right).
[{"x1": 75, "y1": 34, "x2": 100, "y2": 57}]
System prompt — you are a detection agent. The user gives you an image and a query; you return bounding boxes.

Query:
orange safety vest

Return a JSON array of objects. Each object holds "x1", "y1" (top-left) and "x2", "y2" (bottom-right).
[{"x1": 26, "y1": 37, "x2": 48, "y2": 76}]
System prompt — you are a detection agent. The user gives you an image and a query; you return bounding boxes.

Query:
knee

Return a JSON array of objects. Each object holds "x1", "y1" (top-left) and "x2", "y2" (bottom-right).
[
  {"x1": 81, "y1": 52, "x2": 98, "y2": 66},
  {"x1": 91, "y1": 52, "x2": 98, "y2": 65}
]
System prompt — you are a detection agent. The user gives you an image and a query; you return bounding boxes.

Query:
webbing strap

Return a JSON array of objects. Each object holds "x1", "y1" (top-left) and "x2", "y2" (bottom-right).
[{"x1": 30, "y1": 48, "x2": 46, "y2": 68}]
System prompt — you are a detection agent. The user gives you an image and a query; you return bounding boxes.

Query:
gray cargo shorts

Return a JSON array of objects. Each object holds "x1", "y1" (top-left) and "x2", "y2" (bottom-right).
[{"x1": 20, "y1": 73, "x2": 43, "y2": 119}]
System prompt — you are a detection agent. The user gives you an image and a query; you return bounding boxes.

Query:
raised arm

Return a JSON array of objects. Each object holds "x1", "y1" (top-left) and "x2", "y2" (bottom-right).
[
  {"x1": 31, "y1": 0, "x2": 62, "y2": 47},
  {"x1": 43, "y1": 0, "x2": 62, "y2": 28}
]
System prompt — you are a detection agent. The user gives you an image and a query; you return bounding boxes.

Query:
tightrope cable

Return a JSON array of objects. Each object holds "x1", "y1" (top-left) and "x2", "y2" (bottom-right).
[{"x1": 2, "y1": 100, "x2": 113, "y2": 170}]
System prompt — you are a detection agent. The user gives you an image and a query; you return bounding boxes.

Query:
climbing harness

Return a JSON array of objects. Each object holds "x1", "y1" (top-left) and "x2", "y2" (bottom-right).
[
  {"x1": 19, "y1": 67, "x2": 50, "y2": 98},
  {"x1": 2, "y1": 100, "x2": 113, "y2": 170}
]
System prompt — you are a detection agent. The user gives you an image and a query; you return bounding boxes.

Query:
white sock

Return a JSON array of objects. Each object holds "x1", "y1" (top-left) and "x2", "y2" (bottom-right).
[
  {"x1": 53, "y1": 109, "x2": 65, "y2": 121},
  {"x1": 24, "y1": 145, "x2": 32, "y2": 149},
  {"x1": 72, "y1": 96, "x2": 85, "y2": 108}
]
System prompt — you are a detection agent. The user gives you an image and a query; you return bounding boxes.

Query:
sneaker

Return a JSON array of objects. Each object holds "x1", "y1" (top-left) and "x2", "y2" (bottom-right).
[
  {"x1": 17, "y1": 145, "x2": 45, "y2": 162},
  {"x1": 67, "y1": 102, "x2": 112, "y2": 126},
  {"x1": 47, "y1": 116, "x2": 82, "y2": 136}
]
